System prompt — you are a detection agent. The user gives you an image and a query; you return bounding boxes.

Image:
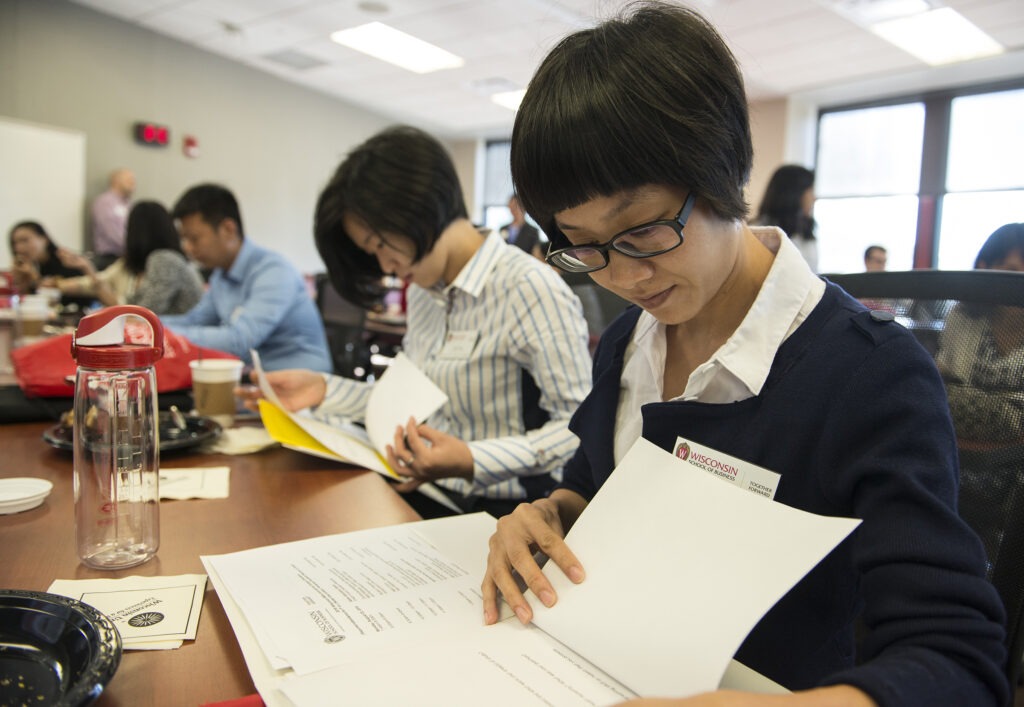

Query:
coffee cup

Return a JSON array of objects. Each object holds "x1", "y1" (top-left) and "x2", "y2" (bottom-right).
[
  {"x1": 0, "y1": 311, "x2": 13, "y2": 373},
  {"x1": 16, "y1": 296, "x2": 51, "y2": 340},
  {"x1": 36, "y1": 286, "x2": 62, "y2": 306},
  {"x1": 189, "y1": 359, "x2": 245, "y2": 428}
]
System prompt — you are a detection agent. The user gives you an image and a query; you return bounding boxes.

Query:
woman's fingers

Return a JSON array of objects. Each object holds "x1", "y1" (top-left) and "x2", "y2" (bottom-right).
[
  {"x1": 482, "y1": 500, "x2": 585, "y2": 625},
  {"x1": 484, "y1": 530, "x2": 534, "y2": 624}
]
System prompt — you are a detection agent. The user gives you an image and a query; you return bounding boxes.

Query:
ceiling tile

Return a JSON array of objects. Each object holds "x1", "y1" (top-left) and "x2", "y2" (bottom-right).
[{"x1": 67, "y1": 0, "x2": 1024, "y2": 138}]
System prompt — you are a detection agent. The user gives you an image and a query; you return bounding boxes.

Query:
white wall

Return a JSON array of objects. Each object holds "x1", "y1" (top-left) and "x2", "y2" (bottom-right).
[
  {"x1": 0, "y1": 118, "x2": 86, "y2": 269},
  {"x1": 747, "y1": 98, "x2": 793, "y2": 215},
  {"x1": 0, "y1": 0, "x2": 394, "y2": 274},
  {"x1": 447, "y1": 139, "x2": 482, "y2": 223}
]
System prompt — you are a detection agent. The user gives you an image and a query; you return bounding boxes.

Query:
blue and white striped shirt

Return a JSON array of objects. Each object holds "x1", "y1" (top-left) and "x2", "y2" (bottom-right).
[{"x1": 316, "y1": 232, "x2": 592, "y2": 501}]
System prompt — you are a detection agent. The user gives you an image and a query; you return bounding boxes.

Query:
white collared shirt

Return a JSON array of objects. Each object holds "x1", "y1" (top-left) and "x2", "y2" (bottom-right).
[{"x1": 613, "y1": 227, "x2": 825, "y2": 464}]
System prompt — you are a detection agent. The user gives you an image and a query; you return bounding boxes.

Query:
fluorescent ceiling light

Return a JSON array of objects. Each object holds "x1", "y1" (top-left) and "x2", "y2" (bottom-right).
[
  {"x1": 491, "y1": 89, "x2": 526, "y2": 111},
  {"x1": 330, "y1": 22, "x2": 464, "y2": 74},
  {"x1": 820, "y1": 0, "x2": 932, "y2": 25},
  {"x1": 870, "y1": 7, "x2": 1004, "y2": 65}
]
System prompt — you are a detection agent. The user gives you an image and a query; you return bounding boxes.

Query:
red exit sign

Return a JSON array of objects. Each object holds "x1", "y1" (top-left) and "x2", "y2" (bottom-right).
[{"x1": 133, "y1": 121, "x2": 170, "y2": 147}]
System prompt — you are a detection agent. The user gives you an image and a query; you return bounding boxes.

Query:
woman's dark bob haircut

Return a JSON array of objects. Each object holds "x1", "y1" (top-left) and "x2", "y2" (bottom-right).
[
  {"x1": 975, "y1": 222, "x2": 1024, "y2": 270},
  {"x1": 8, "y1": 220, "x2": 59, "y2": 262},
  {"x1": 756, "y1": 165, "x2": 817, "y2": 241},
  {"x1": 124, "y1": 200, "x2": 184, "y2": 274},
  {"x1": 511, "y1": 1, "x2": 752, "y2": 250},
  {"x1": 315, "y1": 125, "x2": 468, "y2": 308}
]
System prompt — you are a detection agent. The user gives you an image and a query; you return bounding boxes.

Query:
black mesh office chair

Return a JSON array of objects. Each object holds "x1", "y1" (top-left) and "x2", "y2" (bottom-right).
[
  {"x1": 314, "y1": 273, "x2": 373, "y2": 380},
  {"x1": 829, "y1": 269, "x2": 1024, "y2": 692},
  {"x1": 560, "y1": 271, "x2": 631, "y2": 352}
]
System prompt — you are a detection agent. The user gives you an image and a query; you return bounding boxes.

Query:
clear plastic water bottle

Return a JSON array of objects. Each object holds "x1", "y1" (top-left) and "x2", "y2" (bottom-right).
[{"x1": 72, "y1": 305, "x2": 164, "y2": 569}]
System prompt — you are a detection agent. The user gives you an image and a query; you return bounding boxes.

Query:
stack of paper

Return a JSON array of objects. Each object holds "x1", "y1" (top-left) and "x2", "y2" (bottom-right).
[
  {"x1": 203, "y1": 439, "x2": 860, "y2": 705},
  {"x1": 48, "y1": 574, "x2": 207, "y2": 650},
  {"x1": 253, "y1": 351, "x2": 459, "y2": 512}
]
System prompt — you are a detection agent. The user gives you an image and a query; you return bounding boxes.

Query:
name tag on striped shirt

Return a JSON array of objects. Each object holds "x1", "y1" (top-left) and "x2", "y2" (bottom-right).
[{"x1": 437, "y1": 330, "x2": 479, "y2": 359}]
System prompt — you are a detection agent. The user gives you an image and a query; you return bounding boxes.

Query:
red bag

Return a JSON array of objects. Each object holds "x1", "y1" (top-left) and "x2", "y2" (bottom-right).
[{"x1": 11, "y1": 325, "x2": 240, "y2": 398}]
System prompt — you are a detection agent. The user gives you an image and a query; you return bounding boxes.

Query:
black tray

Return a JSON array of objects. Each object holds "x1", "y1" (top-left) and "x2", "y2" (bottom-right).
[
  {"x1": 0, "y1": 589, "x2": 122, "y2": 706},
  {"x1": 42, "y1": 413, "x2": 222, "y2": 454}
]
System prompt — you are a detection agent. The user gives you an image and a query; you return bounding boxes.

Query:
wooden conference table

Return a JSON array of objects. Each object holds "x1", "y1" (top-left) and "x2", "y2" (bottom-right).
[{"x1": 0, "y1": 419, "x2": 422, "y2": 706}]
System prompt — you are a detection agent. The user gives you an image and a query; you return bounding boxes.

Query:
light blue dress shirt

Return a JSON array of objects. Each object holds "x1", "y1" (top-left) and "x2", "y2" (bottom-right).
[{"x1": 162, "y1": 240, "x2": 331, "y2": 372}]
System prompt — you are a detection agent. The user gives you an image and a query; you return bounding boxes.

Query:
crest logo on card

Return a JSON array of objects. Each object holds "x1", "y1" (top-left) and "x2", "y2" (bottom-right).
[
  {"x1": 128, "y1": 611, "x2": 165, "y2": 627},
  {"x1": 675, "y1": 442, "x2": 691, "y2": 461}
]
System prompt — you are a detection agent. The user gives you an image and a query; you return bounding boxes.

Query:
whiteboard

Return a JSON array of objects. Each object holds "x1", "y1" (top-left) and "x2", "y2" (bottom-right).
[{"x1": 0, "y1": 117, "x2": 86, "y2": 270}]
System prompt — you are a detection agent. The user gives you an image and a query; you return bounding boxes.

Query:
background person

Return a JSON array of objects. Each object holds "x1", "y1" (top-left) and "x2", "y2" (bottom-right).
[
  {"x1": 91, "y1": 167, "x2": 135, "y2": 269},
  {"x1": 936, "y1": 222, "x2": 1024, "y2": 443},
  {"x1": 8, "y1": 221, "x2": 90, "y2": 307},
  {"x1": 245, "y1": 126, "x2": 592, "y2": 519},
  {"x1": 49, "y1": 201, "x2": 204, "y2": 315},
  {"x1": 481, "y1": 4, "x2": 1007, "y2": 706},
  {"x1": 161, "y1": 183, "x2": 331, "y2": 372},
  {"x1": 863, "y1": 244, "x2": 887, "y2": 271},
  {"x1": 934, "y1": 223, "x2": 1024, "y2": 590},
  {"x1": 499, "y1": 193, "x2": 542, "y2": 258},
  {"x1": 752, "y1": 164, "x2": 818, "y2": 272}
]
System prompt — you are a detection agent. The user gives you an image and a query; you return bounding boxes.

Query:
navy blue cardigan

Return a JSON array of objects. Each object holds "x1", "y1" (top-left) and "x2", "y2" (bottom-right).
[{"x1": 559, "y1": 282, "x2": 1008, "y2": 706}]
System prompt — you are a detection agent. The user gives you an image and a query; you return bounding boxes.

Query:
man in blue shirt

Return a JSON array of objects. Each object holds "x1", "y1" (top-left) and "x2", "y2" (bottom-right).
[{"x1": 163, "y1": 184, "x2": 331, "y2": 372}]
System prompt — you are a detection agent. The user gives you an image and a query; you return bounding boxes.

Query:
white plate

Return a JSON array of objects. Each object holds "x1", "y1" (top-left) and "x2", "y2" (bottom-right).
[{"x1": 0, "y1": 477, "x2": 53, "y2": 514}]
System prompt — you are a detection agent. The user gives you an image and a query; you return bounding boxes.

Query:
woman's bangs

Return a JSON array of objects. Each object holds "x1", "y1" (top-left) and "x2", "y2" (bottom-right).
[{"x1": 514, "y1": 105, "x2": 651, "y2": 230}]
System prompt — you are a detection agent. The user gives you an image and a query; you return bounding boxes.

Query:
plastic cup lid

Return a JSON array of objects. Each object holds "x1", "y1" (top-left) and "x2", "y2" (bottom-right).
[{"x1": 0, "y1": 477, "x2": 54, "y2": 514}]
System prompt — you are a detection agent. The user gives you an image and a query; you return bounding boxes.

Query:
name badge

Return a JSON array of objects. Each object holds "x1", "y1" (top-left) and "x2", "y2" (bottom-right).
[
  {"x1": 437, "y1": 330, "x2": 479, "y2": 359},
  {"x1": 673, "y1": 436, "x2": 781, "y2": 500}
]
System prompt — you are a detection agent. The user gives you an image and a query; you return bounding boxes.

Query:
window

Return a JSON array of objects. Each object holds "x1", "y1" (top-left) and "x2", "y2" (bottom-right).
[
  {"x1": 937, "y1": 88, "x2": 1024, "y2": 269},
  {"x1": 482, "y1": 140, "x2": 512, "y2": 232},
  {"x1": 480, "y1": 138, "x2": 546, "y2": 245},
  {"x1": 815, "y1": 103, "x2": 924, "y2": 273},
  {"x1": 815, "y1": 82, "x2": 1024, "y2": 273}
]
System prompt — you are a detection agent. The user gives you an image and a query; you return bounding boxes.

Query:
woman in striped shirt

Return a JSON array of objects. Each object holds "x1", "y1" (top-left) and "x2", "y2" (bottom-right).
[{"x1": 252, "y1": 126, "x2": 592, "y2": 519}]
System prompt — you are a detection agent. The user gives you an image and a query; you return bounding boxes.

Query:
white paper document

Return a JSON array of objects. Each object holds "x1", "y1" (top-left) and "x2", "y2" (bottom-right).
[
  {"x1": 205, "y1": 517, "x2": 487, "y2": 675},
  {"x1": 280, "y1": 620, "x2": 636, "y2": 707},
  {"x1": 159, "y1": 466, "x2": 230, "y2": 499},
  {"x1": 531, "y1": 439, "x2": 859, "y2": 696},
  {"x1": 204, "y1": 438, "x2": 859, "y2": 705},
  {"x1": 48, "y1": 574, "x2": 207, "y2": 650},
  {"x1": 251, "y1": 348, "x2": 459, "y2": 512},
  {"x1": 252, "y1": 349, "x2": 447, "y2": 476}
]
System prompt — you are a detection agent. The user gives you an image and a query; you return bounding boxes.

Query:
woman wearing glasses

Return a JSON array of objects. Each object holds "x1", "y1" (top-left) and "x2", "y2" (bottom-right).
[
  {"x1": 248, "y1": 125, "x2": 592, "y2": 519},
  {"x1": 482, "y1": 3, "x2": 1007, "y2": 706}
]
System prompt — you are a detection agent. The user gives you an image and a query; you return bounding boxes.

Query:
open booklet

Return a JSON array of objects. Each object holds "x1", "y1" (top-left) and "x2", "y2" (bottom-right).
[
  {"x1": 202, "y1": 438, "x2": 860, "y2": 706},
  {"x1": 251, "y1": 350, "x2": 460, "y2": 512}
]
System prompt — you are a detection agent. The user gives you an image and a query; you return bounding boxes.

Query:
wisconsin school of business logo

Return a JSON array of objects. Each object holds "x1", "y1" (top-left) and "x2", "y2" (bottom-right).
[
  {"x1": 675, "y1": 442, "x2": 691, "y2": 461},
  {"x1": 128, "y1": 611, "x2": 165, "y2": 627}
]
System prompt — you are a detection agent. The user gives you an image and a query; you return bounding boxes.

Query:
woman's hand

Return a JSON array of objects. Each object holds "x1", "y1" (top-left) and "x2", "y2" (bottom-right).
[
  {"x1": 56, "y1": 248, "x2": 96, "y2": 276},
  {"x1": 12, "y1": 259, "x2": 39, "y2": 292},
  {"x1": 480, "y1": 493, "x2": 587, "y2": 625},
  {"x1": 386, "y1": 416, "x2": 473, "y2": 490},
  {"x1": 236, "y1": 369, "x2": 327, "y2": 412}
]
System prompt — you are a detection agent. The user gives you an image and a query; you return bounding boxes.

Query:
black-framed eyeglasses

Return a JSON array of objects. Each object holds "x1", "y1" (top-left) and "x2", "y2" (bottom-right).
[{"x1": 546, "y1": 192, "x2": 696, "y2": 274}]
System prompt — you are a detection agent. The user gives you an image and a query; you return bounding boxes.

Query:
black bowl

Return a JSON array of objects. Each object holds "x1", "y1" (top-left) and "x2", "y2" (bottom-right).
[
  {"x1": 42, "y1": 413, "x2": 222, "y2": 455},
  {"x1": 0, "y1": 589, "x2": 122, "y2": 706}
]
